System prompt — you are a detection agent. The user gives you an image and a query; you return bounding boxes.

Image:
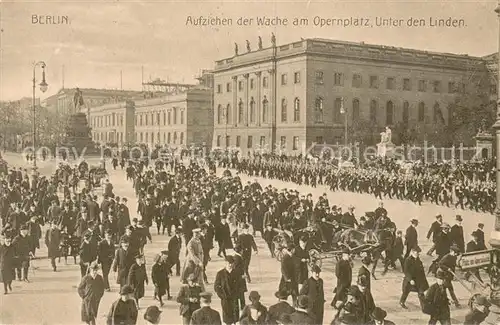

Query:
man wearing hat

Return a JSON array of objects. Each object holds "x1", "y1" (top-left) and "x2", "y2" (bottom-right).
[
  {"x1": 450, "y1": 215, "x2": 465, "y2": 253},
  {"x1": 106, "y1": 285, "x2": 138, "y2": 325},
  {"x1": 426, "y1": 215, "x2": 443, "y2": 256},
  {"x1": 476, "y1": 223, "x2": 486, "y2": 250},
  {"x1": 367, "y1": 307, "x2": 395, "y2": 325},
  {"x1": 437, "y1": 244, "x2": 461, "y2": 307},
  {"x1": 80, "y1": 232, "x2": 99, "y2": 278},
  {"x1": 112, "y1": 238, "x2": 135, "y2": 289},
  {"x1": 278, "y1": 242, "x2": 298, "y2": 306},
  {"x1": 215, "y1": 255, "x2": 239, "y2": 324},
  {"x1": 190, "y1": 292, "x2": 222, "y2": 325},
  {"x1": 182, "y1": 227, "x2": 204, "y2": 288},
  {"x1": 235, "y1": 223, "x2": 258, "y2": 283},
  {"x1": 168, "y1": 227, "x2": 183, "y2": 276},
  {"x1": 289, "y1": 295, "x2": 314, "y2": 325},
  {"x1": 404, "y1": 219, "x2": 419, "y2": 259},
  {"x1": 98, "y1": 229, "x2": 116, "y2": 291},
  {"x1": 12, "y1": 225, "x2": 32, "y2": 282},
  {"x1": 266, "y1": 290, "x2": 295, "y2": 325},
  {"x1": 435, "y1": 223, "x2": 452, "y2": 262},
  {"x1": 423, "y1": 269, "x2": 451, "y2": 324},
  {"x1": 78, "y1": 261, "x2": 105, "y2": 325},
  {"x1": 332, "y1": 247, "x2": 352, "y2": 308},
  {"x1": 239, "y1": 291, "x2": 267, "y2": 324},
  {"x1": 299, "y1": 265, "x2": 325, "y2": 325},
  {"x1": 399, "y1": 246, "x2": 429, "y2": 309},
  {"x1": 176, "y1": 273, "x2": 202, "y2": 325},
  {"x1": 464, "y1": 295, "x2": 491, "y2": 325},
  {"x1": 465, "y1": 231, "x2": 484, "y2": 285}
]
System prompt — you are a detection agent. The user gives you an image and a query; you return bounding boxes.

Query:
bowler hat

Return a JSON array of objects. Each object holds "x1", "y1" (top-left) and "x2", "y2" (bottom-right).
[
  {"x1": 274, "y1": 290, "x2": 288, "y2": 299},
  {"x1": 120, "y1": 285, "x2": 134, "y2": 295},
  {"x1": 456, "y1": 215, "x2": 463, "y2": 222},
  {"x1": 371, "y1": 307, "x2": 387, "y2": 321},
  {"x1": 249, "y1": 291, "x2": 261, "y2": 301}
]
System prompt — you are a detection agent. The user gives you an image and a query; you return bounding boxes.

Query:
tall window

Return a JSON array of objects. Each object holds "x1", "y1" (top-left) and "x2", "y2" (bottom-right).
[
  {"x1": 238, "y1": 81, "x2": 243, "y2": 91},
  {"x1": 180, "y1": 132, "x2": 184, "y2": 144},
  {"x1": 167, "y1": 132, "x2": 171, "y2": 143},
  {"x1": 216, "y1": 135, "x2": 221, "y2": 147},
  {"x1": 294, "y1": 72, "x2": 300, "y2": 84},
  {"x1": 293, "y1": 136, "x2": 299, "y2": 150},
  {"x1": 333, "y1": 98, "x2": 342, "y2": 123},
  {"x1": 247, "y1": 136, "x2": 253, "y2": 148},
  {"x1": 145, "y1": 114, "x2": 149, "y2": 125},
  {"x1": 418, "y1": 102, "x2": 425, "y2": 122},
  {"x1": 145, "y1": 133, "x2": 149, "y2": 143},
  {"x1": 352, "y1": 74, "x2": 362, "y2": 88},
  {"x1": 238, "y1": 100, "x2": 244, "y2": 124},
  {"x1": 369, "y1": 76, "x2": 378, "y2": 89},
  {"x1": 180, "y1": 111, "x2": 184, "y2": 124},
  {"x1": 260, "y1": 136, "x2": 266, "y2": 147},
  {"x1": 434, "y1": 103, "x2": 441, "y2": 123},
  {"x1": 262, "y1": 97, "x2": 269, "y2": 123},
  {"x1": 226, "y1": 83, "x2": 231, "y2": 92},
  {"x1": 403, "y1": 101, "x2": 409, "y2": 124},
  {"x1": 173, "y1": 132, "x2": 177, "y2": 143},
  {"x1": 293, "y1": 98, "x2": 300, "y2": 122},
  {"x1": 370, "y1": 100, "x2": 378, "y2": 123},
  {"x1": 418, "y1": 80, "x2": 427, "y2": 92},
  {"x1": 173, "y1": 107, "x2": 177, "y2": 124},
  {"x1": 280, "y1": 136, "x2": 286, "y2": 149},
  {"x1": 386, "y1": 77, "x2": 395, "y2": 90},
  {"x1": 217, "y1": 105, "x2": 222, "y2": 124},
  {"x1": 226, "y1": 104, "x2": 231, "y2": 124},
  {"x1": 433, "y1": 80, "x2": 441, "y2": 93},
  {"x1": 448, "y1": 81, "x2": 456, "y2": 93},
  {"x1": 156, "y1": 112, "x2": 160, "y2": 125},
  {"x1": 168, "y1": 111, "x2": 171, "y2": 125},
  {"x1": 163, "y1": 112, "x2": 166, "y2": 125},
  {"x1": 315, "y1": 71, "x2": 324, "y2": 84},
  {"x1": 151, "y1": 133, "x2": 155, "y2": 144},
  {"x1": 281, "y1": 74, "x2": 287, "y2": 85},
  {"x1": 250, "y1": 79, "x2": 254, "y2": 89},
  {"x1": 386, "y1": 101, "x2": 394, "y2": 125},
  {"x1": 250, "y1": 99, "x2": 255, "y2": 123},
  {"x1": 403, "y1": 78, "x2": 411, "y2": 91},
  {"x1": 281, "y1": 98, "x2": 287, "y2": 122},
  {"x1": 217, "y1": 85, "x2": 222, "y2": 93},
  {"x1": 225, "y1": 135, "x2": 229, "y2": 147},
  {"x1": 352, "y1": 99, "x2": 360, "y2": 121},
  {"x1": 263, "y1": 77, "x2": 268, "y2": 88},
  {"x1": 334, "y1": 73, "x2": 343, "y2": 86},
  {"x1": 315, "y1": 97, "x2": 324, "y2": 123},
  {"x1": 236, "y1": 136, "x2": 241, "y2": 147}
]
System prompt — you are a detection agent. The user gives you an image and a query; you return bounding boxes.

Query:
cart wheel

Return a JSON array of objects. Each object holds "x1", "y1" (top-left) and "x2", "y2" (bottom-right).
[
  {"x1": 468, "y1": 293, "x2": 482, "y2": 309},
  {"x1": 308, "y1": 249, "x2": 322, "y2": 268}
]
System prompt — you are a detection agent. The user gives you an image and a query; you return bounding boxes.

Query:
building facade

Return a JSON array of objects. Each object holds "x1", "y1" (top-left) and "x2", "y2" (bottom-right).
[
  {"x1": 212, "y1": 38, "x2": 489, "y2": 154},
  {"x1": 89, "y1": 88, "x2": 213, "y2": 148}
]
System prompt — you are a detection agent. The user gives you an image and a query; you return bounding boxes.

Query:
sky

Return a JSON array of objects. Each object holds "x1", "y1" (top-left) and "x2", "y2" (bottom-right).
[{"x1": 0, "y1": 0, "x2": 498, "y2": 101}]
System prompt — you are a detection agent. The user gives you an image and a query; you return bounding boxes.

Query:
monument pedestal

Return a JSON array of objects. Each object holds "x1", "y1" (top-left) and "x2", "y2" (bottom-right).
[
  {"x1": 475, "y1": 132, "x2": 494, "y2": 159},
  {"x1": 377, "y1": 142, "x2": 395, "y2": 157},
  {"x1": 62, "y1": 113, "x2": 95, "y2": 155}
]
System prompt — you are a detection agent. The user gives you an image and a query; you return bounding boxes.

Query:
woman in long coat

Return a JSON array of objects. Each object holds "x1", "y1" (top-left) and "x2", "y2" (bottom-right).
[
  {"x1": 0, "y1": 236, "x2": 15, "y2": 294},
  {"x1": 127, "y1": 254, "x2": 148, "y2": 307},
  {"x1": 151, "y1": 254, "x2": 168, "y2": 306},
  {"x1": 78, "y1": 261, "x2": 105, "y2": 325}
]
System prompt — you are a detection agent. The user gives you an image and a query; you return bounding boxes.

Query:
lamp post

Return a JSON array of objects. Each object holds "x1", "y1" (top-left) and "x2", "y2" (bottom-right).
[
  {"x1": 340, "y1": 97, "x2": 348, "y2": 147},
  {"x1": 32, "y1": 61, "x2": 48, "y2": 168},
  {"x1": 492, "y1": 2, "x2": 500, "y2": 247}
]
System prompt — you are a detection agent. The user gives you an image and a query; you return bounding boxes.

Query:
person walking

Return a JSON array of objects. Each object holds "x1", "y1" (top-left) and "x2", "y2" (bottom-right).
[
  {"x1": 78, "y1": 261, "x2": 105, "y2": 325},
  {"x1": 106, "y1": 285, "x2": 139, "y2": 325},
  {"x1": 215, "y1": 256, "x2": 239, "y2": 325},
  {"x1": 0, "y1": 235, "x2": 15, "y2": 294},
  {"x1": 190, "y1": 292, "x2": 222, "y2": 325},
  {"x1": 176, "y1": 273, "x2": 202, "y2": 325},
  {"x1": 127, "y1": 254, "x2": 148, "y2": 308},
  {"x1": 299, "y1": 265, "x2": 325, "y2": 325}
]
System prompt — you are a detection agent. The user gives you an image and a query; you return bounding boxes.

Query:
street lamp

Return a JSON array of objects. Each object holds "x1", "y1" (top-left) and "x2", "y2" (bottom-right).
[
  {"x1": 32, "y1": 61, "x2": 48, "y2": 168},
  {"x1": 340, "y1": 97, "x2": 348, "y2": 147}
]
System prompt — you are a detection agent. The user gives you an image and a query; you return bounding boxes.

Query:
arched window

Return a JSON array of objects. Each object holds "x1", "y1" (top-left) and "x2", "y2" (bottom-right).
[
  {"x1": 403, "y1": 101, "x2": 409, "y2": 124},
  {"x1": 281, "y1": 98, "x2": 287, "y2": 122},
  {"x1": 293, "y1": 98, "x2": 300, "y2": 122},
  {"x1": 238, "y1": 99, "x2": 244, "y2": 124},
  {"x1": 352, "y1": 99, "x2": 360, "y2": 121},
  {"x1": 250, "y1": 98, "x2": 256, "y2": 123},
  {"x1": 217, "y1": 105, "x2": 222, "y2": 124},
  {"x1": 386, "y1": 101, "x2": 394, "y2": 125},
  {"x1": 226, "y1": 104, "x2": 231, "y2": 124},
  {"x1": 418, "y1": 102, "x2": 425, "y2": 122},
  {"x1": 370, "y1": 100, "x2": 378, "y2": 123},
  {"x1": 333, "y1": 98, "x2": 342, "y2": 123},
  {"x1": 315, "y1": 97, "x2": 324, "y2": 123},
  {"x1": 262, "y1": 97, "x2": 269, "y2": 123}
]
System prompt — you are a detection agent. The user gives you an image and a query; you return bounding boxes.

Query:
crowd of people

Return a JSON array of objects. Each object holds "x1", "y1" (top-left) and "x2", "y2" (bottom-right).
[{"x1": 0, "y1": 150, "x2": 496, "y2": 325}]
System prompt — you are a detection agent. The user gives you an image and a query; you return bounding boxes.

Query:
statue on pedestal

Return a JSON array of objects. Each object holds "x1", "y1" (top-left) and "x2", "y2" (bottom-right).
[
  {"x1": 246, "y1": 40, "x2": 251, "y2": 52},
  {"x1": 271, "y1": 33, "x2": 276, "y2": 47},
  {"x1": 258, "y1": 36, "x2": 263, "y2": 50},
  {"x1": 234, "y1": 43, "x2": 239, "y2": 56}
]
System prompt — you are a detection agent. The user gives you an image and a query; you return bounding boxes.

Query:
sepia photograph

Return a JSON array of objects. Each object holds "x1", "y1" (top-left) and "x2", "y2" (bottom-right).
[{"x1": 1, "y1": 0, "x2": 500, "y2": 324}]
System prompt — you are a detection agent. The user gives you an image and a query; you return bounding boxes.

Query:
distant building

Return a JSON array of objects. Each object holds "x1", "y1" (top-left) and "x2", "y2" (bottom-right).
[
  {"x1": 211, "y1": 38, "x2": 491, "y2": 154},
  {"x1": 89, "y1": 88, "x2": 213, "y2": 148}
]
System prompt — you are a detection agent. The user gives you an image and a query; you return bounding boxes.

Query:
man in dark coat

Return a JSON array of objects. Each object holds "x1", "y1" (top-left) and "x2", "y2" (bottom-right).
[
  {"x1": 426, "y1": 214, "x2": 442, "y2": 256},
  {"x1": 476, "y1": 223, "x2": 486, "y2": 250},
  {"x1": 399, "y1": 246, "x2": 429, "y2": 309},
  {"x1": 106, "y1": 285, "x2": 138, "y2": 325},
  {"x1": 13, "y1": 225, "x2": 32, "y2": 282},
  {"x1": 332, "y1": 248, "x2": 352, "y2": 308},
  {"x1": 111, "y1": 238, "x2": 134, "y2": 289},
  {"x1": 293, "y1": 236, "x2": 309, "y2": 291},
  {"x1": 190, "y1": 292, "x2": 222, "y2": 325},
  {"x1": 450, "y1": 215, "x2": 465, "y2": 254},
  {"x1": 299, "y1": 265, "x2": 324, "y2": 325},
  {"x1": 80, "y1": 232, "x2": 98, "y2": 278},
  {"x1": 366, "y1": 307, "x2": 396, "y2": 325},
  {"x1": 437, "y1": 244, "x2": 461, "y2": 307},
  {"x1": 45, "y1": 222, "x2": 61, "y2": 271},
  {"x1": 215, "y1": 216, "x2": 232, "y2": 258},
  {"x1": 176, "y1": 273, "x2": 202, "y2": 325},
  {"x1": 404, "y1": 219, "x2": 418, "y2": 259},
  {"x1": 465, "y1": 231, "x2": 485, "y2": 284},
  {"x1": 98, "y1": 230, "x2": 116, "y2": 291},
  {"x1": 266, "y1": 290, "x2": 295, "y2": 325},
  {"x1": 78, "y1": 261, "x2": 105, "y2": 325},
  {"x1": 424, "y1": 270, "x2": 451, "y2": 325},
  {"x1": 279, "y1": 243, "x2": 297, "y2": 305},
  {"x1": 168, "y1": 227, "x2": 182, "y2": 276},
  {"x1": 289, "y1": 295, "x2": 314, "y2": 325},
  {"x1": 0, "y1": 236, "x2": 15, "y2": 294},
  {"x1": 235, "y1": 223, "x2": 258, "y2": 283},
  {"x1": 214, "y1": 256, "x2": 239, "y2": 325}
]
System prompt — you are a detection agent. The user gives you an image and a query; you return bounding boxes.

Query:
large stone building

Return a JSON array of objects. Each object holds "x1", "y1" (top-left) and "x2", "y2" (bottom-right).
[
  {"x1": 211, "y1": 38, "x2": 490, "y2": 154},
  {"x1": 89, "y1": 88, "x2": 213, "y2": 148}
]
